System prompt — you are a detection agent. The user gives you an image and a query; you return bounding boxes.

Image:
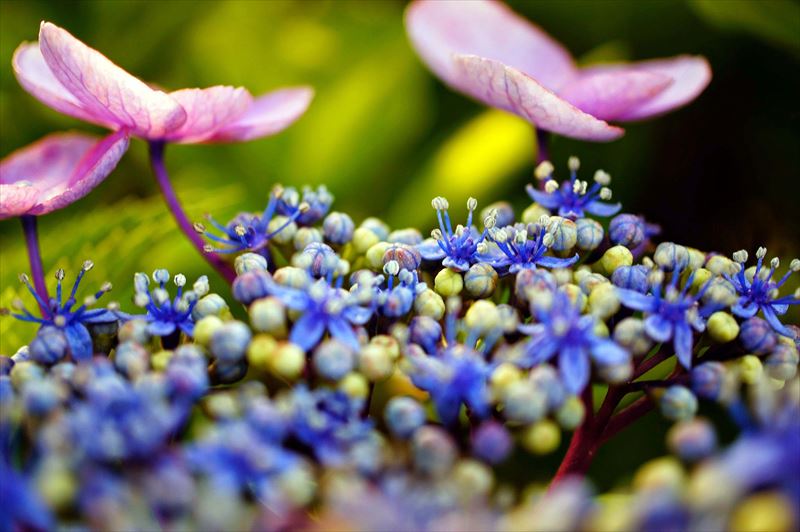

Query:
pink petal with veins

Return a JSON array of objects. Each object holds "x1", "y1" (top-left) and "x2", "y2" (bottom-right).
[
  {"x1": 583, "y1": 55, "x2": 712, "y2": 121},
  {"x1": 38, "y1": 22, "x2": 186, "y2": 139},
  {"x1": 453, "y1": 55, "x2": 624, "y2": 142},
  {"x1": 558, "y1": 70, "x2": 673, "y2": 121},
  {"x1": 209, "y1": 87, "x2": 314, "y2": 143},
  {"x1": 405, "y1": 0, "x2": 577, "y2": 93},
  {"x1": 166, "y1": 86, "x2": 253, "y2": 143},
  {"x1": 0, "y1": 131, "x2": 129, "y2": 218}
]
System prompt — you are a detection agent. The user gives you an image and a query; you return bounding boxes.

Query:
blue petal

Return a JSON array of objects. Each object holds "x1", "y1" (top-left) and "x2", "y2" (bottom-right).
[
  {"x1": 732, "y1": 300, "x2": 758, "y2": 318},
  {"x1": 762, "y1": 306, "x2": 796, "y2": 338},
  {"x1": 289, "y1": 313, "x2": 326, "y2": 351},
  {"x1": 81, "y1": 309, "x2": 119, "y2": 324},
  {"x1": 674, "y1": 322, "x2": 694, "y2": 369},
  {"x1": 327, "y1": 317, "x2": 360, "y2": 351},
  {"x1": 523, "y1": 335, "x2": 558, "y2": 367},
  {"x1": 343, "y1": 305, "x2": 373, "y2": 326},
  {"x1": 527, "y1": 187, "x2": 559, "y2": 209},
  {"x1": 443, "y1": 256, "x2": 470, "y2": 272},
  {"x1": 644, "y1": 314, "x2": 673, "y2": 343},
  {"x1": 147, "y1": 320, "x2": 177, "y2": 337},
  {"x1": 65, "y1": 324, "x2": 93, "y2": 362},
  {"x1": 536, "y1": 254, "x2": 579, "y2": 269},
  {"x1": 179, "y1": 321, "x2": 195, "y2": 337},
  {"x1": 517, "y1": 323, "x2": 545, "y2": 336},
  {"x1": 433, "y1": 390, "x2": 462, "y2": 426},
  {"x1": 771, "y1": 303, "x2": 789, "y2": 315},
  {"x1": 617, "y1": 289, "x2": 655, "y2": 312},
  {"x1": 585, "y1": 200, "x2": 622, "y2": 217},
  {"x1": 591, "y1": 339, "x2": 629, "y2": 366},
  {"x1": 417, "y1": 239, "x2": 446, "y2": 261},
  {"x1": 559, "y1": 345, "x2": 590, "y2": 394}
]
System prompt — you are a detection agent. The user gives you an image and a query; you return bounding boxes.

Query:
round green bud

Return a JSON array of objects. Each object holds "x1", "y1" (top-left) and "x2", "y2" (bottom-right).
[
  {"x1": 593, "y1": 320, "x2": 610, "y2": 338},
  {"x1": 247, "y1": 334, "x2": 278, "y2": 371},
  {"x1": 339, "y1": 372, "x2": 370, "y2": 399},
  {"x1": 370, "y1": 335, "x2": 400, "y2": 360},
  {"x1": 555, "y1": 395, "x2": 586, "y2": 430},
  {"x1": 688, "y1": 267, "x2": 712, "y2": 292},
  {"x1": 434, "y1": 268, "x2": 463, "y2": 297},
  {"x1": 578, "y1": 272, "x2": 610, "y2": 295},
  {"x1": 248, "y1": 297, "x2": 287, "y2": 336},
  {"x1": 686, "y1": 248, "x2": 706, "y2": 270},
  {"x1": 366, "y1": 242, "x2": 392, "y2": 270},
  {"x1": 613, "y1": 317, "x2": 653, "y2": 355},
  {"x1": 739, "y1": 355, "x2": 763, "y2": 384},
  {"x1": 633, "y1": 457, "x2": 685, "y2": 493},
  {"x1": 706, "y1": 255, "x2": 736, "y2": 275},
  {"x1": 522, "y1": 203, "x2": 551, "y2": 224},
  {"x1": 596, "y1": 245, "x2": 633, "y2": 276},
  {"x1": 269, "y1": 342, "x2": 306, "y2": 380},
  {"x1": 234, "y1": 252, "x2": 268, "y2": 275},
  {"x1": 464, "y1": 300, "x2": 501, "y2": 334},
  {"x1": 273, "y1": 266, "x2": 310, "y2": 289},
  {"x1": 11, "y1": 360, "x2": 42, "y2": 391},
  {"x1": 588, "y1": 283, "x2": 620, "y2": 320},
  {"x1": 489, "y1": 362, "x2": 523, "y2": 401},
  {"x1": 276, "y1": 465, "x2": 316, "y2": 508},
  {"x1": 764, "y1": 344, "x2": 799, "y2": 381},
  {"x1": 35, "y1": 458, "x2": 75, "y2": 510},
  {"x1": 266, "y1": 215, "x2": 296, "y2": 245},
  {"x1": 575, "y1": 218, "x2": 604, "y2": 251},
  {"x1": 464, "y1": 263, "x2": 498, "y2": 298},
  {"x1": 192, "y1": 293, "x2": 231, "y2": 321},
  {"x1": 654, "y1": 242, "x2": 690, "y2": 271},
  {"x1": 707, "y1": 311, "x2": 739, "y2": 343},
  {"x1": 548, "y1": 217, "x2": 578, "y2": 252},
  {"x1": 414, "y1": 289, "x2": 445, "y2": 320},
  {"x1": 660, "y1": 385, "x2": 698, "y2": 421},
  {"x1": 522, "y1": 420, "x2": 561, "y2": 455},
  {"x1": 597, "y1": 356, "x2": 632, "y2": 384},
  {"x1": 452, "y1": 459, "x2": 494, "y2": 501},
  {"x1": 352, "y1": 227, "x2": 380, "y2": 255},
  {"x1": 729, "y1": 493, "x2": 797, "y2": 532},
  {"x1": 194, "y1": 315, "x2": 223, "y2": 347},
  {"x1": 561, "y1": 283, "x2": 587, "y2": 311},
  {"x1": 293, "y1": 227, "x2": 323, "y2": 251},
  {"x1": 358, "y1": 344, "x2": 394, "y2": 381},
  {"x1": 151, "y1": 350, "x2": 173, "y2": 372}
]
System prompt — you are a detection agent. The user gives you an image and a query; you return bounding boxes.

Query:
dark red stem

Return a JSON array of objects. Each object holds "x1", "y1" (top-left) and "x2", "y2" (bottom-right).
[
  {"x1": 148, "y1": 141, "x2": 236, "y2": 285},
  {"x1": 21, "y1": 215, "x2": 49, "y2": 314}
]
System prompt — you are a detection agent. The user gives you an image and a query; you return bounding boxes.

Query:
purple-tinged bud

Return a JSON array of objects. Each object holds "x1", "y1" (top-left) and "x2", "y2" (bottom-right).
[
  {"x1": 611, "y1": 265, "x2": 650, "y2": 293},
  {"x1": 360, "y1": 217, "x2": 390, "y2": 240},
  {"x1": 166, "y1": 345, "x2": 209, "y2": 399},
  {"x1": 690, "y1": 362, "x2": 726, "y2": 400},
  {"x1": 388, "y1": 228, "x2": 423, "y2": 246},
  {"x1": 118, "y1": 318, "x2": 151, "y2": 345},
  {"x1": 293, "y1": 227, "x2": 323, "y2": 251},
  {"x1": 660, "y1": 385, "x2": 698, "y2": 421},
  {"x1": 114, "y1": 341, "x2": 150, "y2": 380},
  {"x1": 654, "y1": 242, "x2": 690, "y2": 271},
  {"x1": 408, "y1": 316, "x2": 442, "y2": 351},
  {"x1": 383, "y1": 244, "x2": 421, "y2": 271},
  {"x1": 548, "y1": 217, "x2": 578, "y2": 252},
  {"x1": 614, "y1": 318, "x2": 653, "y2": 356},
  {"x1": 481, "y1": 201, "x2": 515, "y2": 228},
  {"x1": 234, "y1": 253, "x2": 268, "y2": 275},
  {"x1": 22, "y1": 379, "x2": 61, "y2": 416},
  {"x1": 667, "y1": 418, "x2": 716, "y2": 462},
  {"x1": 609, "y1": 214, "x2": 646, "y2": 248},
  {"x1": 739, "y1": 317, "x2": 777, "y2": 354},
  {"x1": 29, "y1": 326, "x2": 68, "y2": 365},
  {"x1": 501, "y1": 381, "x2": 547, "y2": 423},
  {"x1": 323, "y1": 212, "x2": 355, "y2": 245},
  {"x1": 529, "y1": 365, "x2": 566, "y2": 410},
  {"x1": 232, "y1": 270, "x2": 272, "y2": 305},
  {"x1": 764, "y1": 343, "x2": 799, "y2": 381},
  {"x1": 471, "y1": 420, "x2": 513, "y2": 464},
  {"x1": 385, "y1": 396, "x2": 426, "y2": 439},
  {"x1": 575, "y1": 218, "x2": 604, "y2": 251},
  {"x1": 464, "y1": 263, "x2": 498, "y2": 298},
  {"x1": 515, "y1": 269, "x2": 557, "y2": 304},
  {"x1": 273, "y1": 266, "x2": 311, "y2": 290},
  {"x1": 295, "y1": 242, "x2": 338, "y2": 277},
  {"x1": 312, "y1": 339, "x2": 354, "y2": 381},
  {"x1": 210, "y1": 321, "x2": 252, "y2": 363},
  {"x1": 412, "y1": 425, "x2": 457, "y2": 477}
]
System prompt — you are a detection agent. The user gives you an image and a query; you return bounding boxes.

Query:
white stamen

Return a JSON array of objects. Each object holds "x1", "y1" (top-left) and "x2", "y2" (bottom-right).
[
  {"x1": 107, "y1": 302, "x2": 120, "y2": 311},
  {"x1": 431, "y1": 229, "x2": 443, "y2": 240},
  {"x1": 537, "y1": 214, "x2": 551, "y2": 227},
  {"x1": 193, "y1": 222, "x2": 206, "y2": 234},
  {"x1": 770, "y1": 257, "x2": 780, "y2": 269},
  {"x1": 82, "y1": 260, "x2": 94, "y2": 271},
  {"x1": 572, "y1": 180, "x2": 583, "y2": 195},
  {"x1": 234, "y1": 225, "x2": 247, "y2": 237},
  {"x1": 100, "y1": 282, "x2": 112, "y2": 292},
  {"x1": 153, "y1": 288, "x2": 169, "y2": 306},
  {"x1": 194, "y1": 276, "x2": 209, "y2": 296},
  {"x1": 203, "y1": 245, "x2": 215, "y2": 253},
  {"x1": 756, "y1": 247, "x2": 767, "y2": 259},
  {"x1": 83, "y1": 295, "x2": 97, "y2": 306},
  {"x1": 648, "y1": 270, "x2": 665, "y2": 286},
  {"x1": 593, "y1": 170, "x2": 611, "y2": 185},
  {"x1": 134, "y1": 293, "x2": 150, "y2": 307},
  {"x1": 542, "y1": 233, "x2": 554, "y2": 247},
  {"x1": 514, "y1": 230, "x2": 527, "y2": 244},
  {"x1": 174, "y1": 274, "x2": 186, "y2": 287},
  {"x1": 54, "y1": 316, "x2": 66, "y2": 327},
  {"x1": 568, "y1": 156, "x2": 580, "y2": 172},
  {"x1": 732, "y1": 250, "x2": 748, "y2": 263},
  {"x1": 18, "y1": 273, "x2": 29, "y2": 284},
  {"x1": 790, "y1": 259, "x2": 800, "y2": 272},
  {"x1": 55, "y1": 269, "x2": 65, "y2": 281},
  {"x1": 534, "y1": 161, "x2": 554, "y2": 180},
  {"x1": 12, "y1": 298, "x2": 24, "y2": 310},
  {"x1": 483, "y1": 211, "x2": 497, "y2": 229},
  {"x1": 476, "y1": 242, "x2": 488, "y2": 254},
  {"x1": 383, "y1": 260, "x2": 400, "y2": 277},
  {"x1": 298, "y1": 202, "x2": 310, "y2": 213},
  {"x1": 467, "y1": 197, "x2": 478, "y2": 211},
  {"x1": 544, "y1": 180, "x2": 559, "y2": 194},
  {"x1": 599, "y1": 187, "x2": 612, "y2": 200}
]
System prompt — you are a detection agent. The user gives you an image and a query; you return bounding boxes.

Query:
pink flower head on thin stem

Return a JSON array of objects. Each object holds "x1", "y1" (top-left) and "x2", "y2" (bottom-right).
[
  {"x1": 405, "y1": 0, "x2": 711, "y2": 142},
  {"x1": 13, "y1": 22, "x2": 314, "y2": 144}
]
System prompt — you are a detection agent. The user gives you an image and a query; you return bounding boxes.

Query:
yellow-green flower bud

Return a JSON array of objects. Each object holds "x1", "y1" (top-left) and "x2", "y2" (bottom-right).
[
  {"x1": 522, "y1": 420, "x2": 561, "y2": 455},
  {"x1": 593, "y1": 320, "x2": 610, "y2": 338},
  {"x1": 339, "y1": 372, "x2": 370, "y2": 399},
  {"x1": 464, "y1": 263, "x2": 498, "y2": 298},
  {"x1": 613, "y1": 317, "x2": 652, "y2": 355},
  {"x1": 358, "y1": 343, "x2": 394, "y2": 381},
  {"x1": 151, "y1": 350, "x2": 172, "y2": 372},
  {"x1": 633, "y1": 457, "x2": 685, "y2": 493},
  {"x1": 267, "y1": 215, "x2": 297, "y2": 245},
  {"x1": 248, "y1": 297, "x2": 287, "y2": 336},
  {"x1": 192, "y1": 293, "x2": 230, "y2": 320},
  {"x1": 706, "y1": 255, "x2": 736, "y2": 275},
  {"x1": 247, "y1": 334, "x2": 278, "y2": 371},
  {"x1": 352, "y1": 227, "x2": 380, "y2": 255},
  {"x1": 687, "y1": 267, "x2": 712, "y2": 292},
  {"x1": 269, "y1": 342, "x2": 306, "y2": 380},
  {"x1": 35, "y1": 458, "x2": 75, "y2": 510},
  {"x1": 414, "y1": 289, "x2": 445, "y2": 320},
  {"x1": 489, "y1": 362, "x2": 522, "y2": 401},
  {"x1": 561, "y1": 283, "x2": 586, "y2": 311},
  {"x1": 739, "y1": 355, "x2": 763, "y2": 384},
  {"x1": 194, "y1": 315, "x2": 223, "y2": 347},
  {"x1": 588, "y1": 283, "x2": 620, "y2": 320},
  {"x1": 522, "y1": 203, "x2": 551, "y2": 224},
  {"x1": 273, "y1": 266, "x2": 310, "y2": 289},
  {"x1": 452, "y1": 459, "x2": 494, "y2": 501},
  {"x1": 595, "y1": 245, "x2": 633, "y2": 276},
  {"x1": 707, "y1": 312, "x2": 739, "y2": 343},
  {"x1": 370, "y1": 334, "x2": 400, "y2": 360},
  {"x1": 434, "y1": 268, "x2": 463, "y2": 297},
  {"x1": 464, "y1": 300, "x2": 501, "y2": 334},
  {"x1": 729, "y1": 493, "x2": 797, "y2": 532},
  {"x1": 548, "y1": 217, "x2": 578, "y2": 252},
  {"x1": 555, "y1": 395, "x2": 586, "y2": 430},
  {"x1": 687, "y1": 247, "x2": 706, "y2": 270},
  {"x1": 366, "y1": 242, "x2": 392, "y2": 270}
]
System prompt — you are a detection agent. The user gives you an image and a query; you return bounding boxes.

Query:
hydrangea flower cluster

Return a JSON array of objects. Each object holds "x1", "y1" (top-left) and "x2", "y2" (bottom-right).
[{"x1": 4, "y1": 155, "x2": 798, "y2": 529}]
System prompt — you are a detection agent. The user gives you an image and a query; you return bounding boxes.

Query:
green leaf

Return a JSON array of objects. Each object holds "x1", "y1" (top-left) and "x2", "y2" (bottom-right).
[{"x1": 691, "y1": 0, "x2": 800, "y2": 54}]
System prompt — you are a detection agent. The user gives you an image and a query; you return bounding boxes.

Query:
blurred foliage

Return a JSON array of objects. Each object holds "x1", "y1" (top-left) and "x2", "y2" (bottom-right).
[{"x1": 1, "y1": 0, "x2": 799, "y2": 350}]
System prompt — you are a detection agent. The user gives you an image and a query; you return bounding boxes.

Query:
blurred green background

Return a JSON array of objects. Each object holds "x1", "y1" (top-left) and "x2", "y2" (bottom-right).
[
  {"x1": 1, "y1": 0, "x2": 799, "y2": 356},
  {"x1": 0, "y1": 0, "x2": 798, "y2": 492}
]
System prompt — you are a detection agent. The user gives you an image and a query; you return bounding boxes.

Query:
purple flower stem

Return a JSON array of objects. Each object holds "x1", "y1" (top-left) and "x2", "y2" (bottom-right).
[
  {"x1": 148, "y1": 141, "x2": 236, "y2": 285},
  {"x1": 20, "y1": 215, "x2": 49, "y2": 314}
]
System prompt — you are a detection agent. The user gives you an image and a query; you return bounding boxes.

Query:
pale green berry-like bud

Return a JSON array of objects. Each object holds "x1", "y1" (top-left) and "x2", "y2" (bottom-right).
[
  {"x1": 522, "y1": 420, "x2": 561, "y2": 455},
  {"x1": 247, "y1": 334, "x2": 278, "y2": 371},
  {"x1": 729, "y1": 493, "x2": 798, "y2": 532},
  {"x1": 588, "y1": 283, "x2": 620, "y2": 320},
  {"x1": 555, "y1": 395, "x2": 586, "y2": 430},
  {"x1": 118, "y1": 318, "x2": 151, "y2": 345},
  {"x1": 739, "y1": 354, "x2": 763, "y2": 384},
  {"x1": 705, "y1": 254, "x2": 736, "y2": 275},
  {"x1": 687, "y1": 268, "x2": 712, "y2": 292},
  {"x1": 634, "y1": 457, "x2": 686, "y2": 493},
  {"x1": 702, "y1": 277, "x2": 738, "y2": 307},
  {"x1": 707, "y1": 312, "x2": 739, "y2": 343},
  {"x1": 522, "y1": 203, "x2": 551, "y2": 224},
  {"x1": 613, "y1": 317, "x2": 653, "y2": 356},
  {"x1": 597, "y1": 356, "x2": 632, "y2": 384},
  {"x1": 269, "y1": 342, "x2": 306, "y2": 381},
  {"x1": 561, "y1": 283, "x2": 587, "y2": 312},
  {"x1": 548, "y1": 217, "x2": 577, "y2": 252},
  {"x1": 293, "y1": 227, "x2": 323, "y2": 251},
  {"x1": 366, "y1": 242, "x2": 392, "y2": 270},
  {"x1": 593, "y1": 320, "x2": 610, "y2": 338},
  {"x1": 434, "y1": 268, "x2": 463, "y2": 296},
  {"x1": 35, "y1": 458, "x2": 75, "y2": 510},
  {"x1": 248, "y1": 297, "x2": 287, "y2": 337},
  {"x1": 552, "y1": 268, "x2": 572, "y2": 285},
  {"x1": 496, "y1": 304, "x2": 519, "y2": 334},
  {"x1": 234, "y1": 253, "x2": 268, "y2": 275},
  {"x1": 764, "y1": 344, "x2": 799, "y2": 381},
  {"x1": 151, "y1": 350, "x2": 173, "y2": 372},
  {"x1": 267, "y1": 215, "x2": 297, "y2": 245},
  {"x1": 501, "y1": 381, "x2": 547, "y2": 423},
  {"x1": 654, "y1": 242, "x2": 690, "y2": 271},
  {"x1": 660, "y1": 385, "x2": 698, "y2": 421},
  {"x1": 414, "y1": 289, "x2": 445, "y2": 320},
  {"x1": 596, "y1": 245, "x2": 633, "y2": 276},
  {"x1": 452, "y1": 459, "x2": 494, "y2": 502},
  {"x1": 464, "y1": 300, "x2": 501, "y2": 335},
  {"x1": 489, "y1": 362, "x2": 523, "y2": 402},
  {"x1": 192, "y1": 293, "x2": 230, "y2": 320},
  {"x1": 534, "y1": 160, "x2": 554, "y2": 179},
  {"x1": 578, "y1": 272, "x2": 609, "y2": 294},
  {"x1": 358, "y1": 343, "x2": 394, "y2": 381},
  {"x1": 339, "y1": 372, "x2": 370, "y2": 399},
  {"x1": 194, "y1": 315, "x2": 224, "y2": 347},
  {"x1": 370, "y1": 334, "x2": 400, "y2": 360},
  {"x1": 412, "y1": 426, "x2": 457, "y2": 478},
  {"x1": 575, "y1": 218, "x2": 604, "y2": 251},
  {"x1": 687, "y1": 248, "x2": 706, "y2": 271},
  {"x1": 352, "y1": 227, "x2": 380, "y2": 255},
  {"x1": 10, "y1": 361, "x2": 43, "y2": 391},
  {"x1": 273, "y1": 266, "x2": 310, "y2": 290},
  {"x1": 464, "y1": 263, "x2": 498, "y2": 298},
  {"x1": 276, "y1": 465, "x2": 316, "y2": 508}
]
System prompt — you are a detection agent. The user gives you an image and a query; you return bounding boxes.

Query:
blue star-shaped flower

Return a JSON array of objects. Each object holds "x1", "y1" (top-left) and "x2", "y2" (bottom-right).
[
  {"x1": 417, "y1": 196, "x2": 487, "y2": 272},
  {"x1": 275, "y1": 184, "x2": 333, "y2": 226},
  {"x1": 480, "y1": 219, "x2": 578, "y2": 274},
  {"x1": 129, "y1": 269, "x2": 208, "y2": 339},
  {"x1": 526, "y1": 158, "x2": 621, "y2": 219}
]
